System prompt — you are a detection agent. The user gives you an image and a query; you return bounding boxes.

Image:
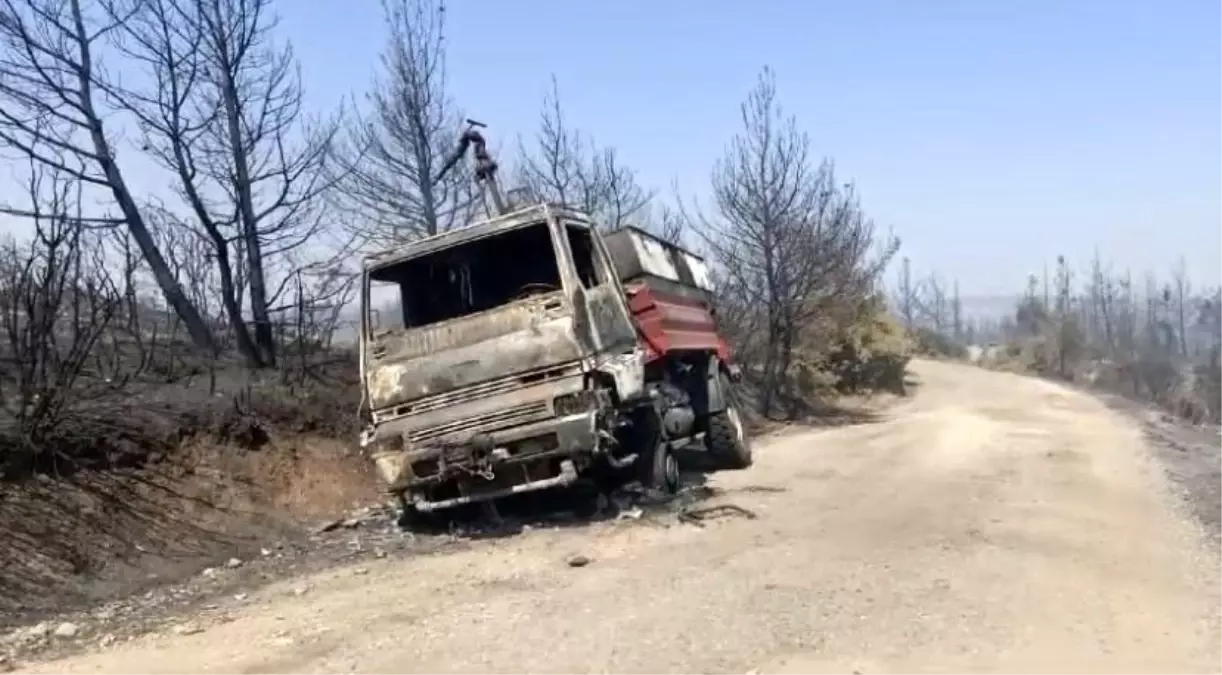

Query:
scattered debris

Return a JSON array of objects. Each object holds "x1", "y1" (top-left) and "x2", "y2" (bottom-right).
[
  {"x1": 316, "y1": 519, "x2": 345, "y2": 534},
  {"x1": 52, "y1": 622, "x2": 78, "y2": 639},
  {"x1": 0, "y1": 483, "x2": 715, "y2": 665},
  {"x1": 616, "y1": 506, "x2": 644, "y2": 520},
  {"x1": 677, "y1": 504, "x2": 758, "y2": 527}
]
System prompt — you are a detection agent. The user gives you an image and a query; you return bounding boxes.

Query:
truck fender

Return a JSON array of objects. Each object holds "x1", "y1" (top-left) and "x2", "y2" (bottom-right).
[{"x1": 597, "y1": 348, "x2": 647, "y2": 402}]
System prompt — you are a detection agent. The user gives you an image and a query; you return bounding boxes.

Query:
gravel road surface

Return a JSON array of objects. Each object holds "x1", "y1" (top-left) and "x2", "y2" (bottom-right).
[{"x1": 23, "y1": 360, "x2": 1221, "y2": 674}]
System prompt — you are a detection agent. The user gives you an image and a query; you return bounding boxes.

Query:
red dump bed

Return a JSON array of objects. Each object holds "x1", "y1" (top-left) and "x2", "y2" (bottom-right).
[{"x1": 601, "y1": 227, "x2": 732, "y2": 364}]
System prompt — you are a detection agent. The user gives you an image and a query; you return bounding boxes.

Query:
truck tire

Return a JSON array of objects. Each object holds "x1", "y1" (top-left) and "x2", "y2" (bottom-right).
[
  {"x1": 633, "y1": 408, "x2": 680, "y2": 494},
  {"x1": 640, "y1": 440, "x2": 680, "y2": 494},
  {"x1": 706, "y1": 371, "x2": 752, "y2": 469}
]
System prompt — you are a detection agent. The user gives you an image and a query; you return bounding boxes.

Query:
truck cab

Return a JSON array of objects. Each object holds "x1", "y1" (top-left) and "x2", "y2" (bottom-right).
[{"x1": 360, "y1": 204, "x2": 651, "y2": 512}]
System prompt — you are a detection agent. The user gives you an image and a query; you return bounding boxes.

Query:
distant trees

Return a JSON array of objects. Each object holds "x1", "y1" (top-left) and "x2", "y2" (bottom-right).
[
  {"x1": 907, "y1": 247, "x2": 1221, "y2": 424},
  {"x1": 889, "y1": 257, "x2": 976, "y2": 359}
]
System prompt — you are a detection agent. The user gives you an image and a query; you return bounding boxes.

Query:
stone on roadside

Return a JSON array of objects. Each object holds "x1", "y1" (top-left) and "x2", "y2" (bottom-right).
[
  {"x1": 225, "y1": 557, "x2": 243, "y2": 569},
  {"x1": 53, "y1": 622, "x2": 78, "y2": 638}
]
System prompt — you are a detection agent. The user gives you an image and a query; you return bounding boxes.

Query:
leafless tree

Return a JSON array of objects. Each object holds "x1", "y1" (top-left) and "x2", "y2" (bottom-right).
[
  {"x1": 516, "y1": 76, "x2": 652, "y2": 230},
  {"x1": 329, "y1": 0, "x2": 474, "y2": 246},
  {"x1": 0, "y1": 0, "x2": 216, "y2": 352},
  {"x1": 1171, "y1": 257, "x2": 1190, "y2": 357},
  {"x1": 636, "y1": 200, "x2": 686, "y2": 245},
  {"x1": 895, "y1": 257, "x2": 916, "y2": 330},
  {"x1": 101, "y1": 0, "x2": 343, "y2": 367},
  {"x1": 0, "y1": 163, "x2": 122, "y2": 472},
  {"x1": 688, "y1": 67, "x2": 897, "y2": 416}
]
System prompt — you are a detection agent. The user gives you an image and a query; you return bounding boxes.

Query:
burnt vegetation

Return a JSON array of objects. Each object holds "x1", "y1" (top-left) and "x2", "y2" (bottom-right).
[
  {"x1": 1005, "y1": 258, "x2": 1220, "y2": 425},
  {"x1": 1, "y1": 0, "x2": 912, "y2": 485},
  {"x1": 892, "y1": 254, "x2": 1221, "y2": 426}
]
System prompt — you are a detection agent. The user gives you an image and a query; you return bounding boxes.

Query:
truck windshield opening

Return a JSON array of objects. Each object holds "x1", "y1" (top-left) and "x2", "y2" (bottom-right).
[{"x1": 369, "y1": 223, "x2": 562, "y2": 331}]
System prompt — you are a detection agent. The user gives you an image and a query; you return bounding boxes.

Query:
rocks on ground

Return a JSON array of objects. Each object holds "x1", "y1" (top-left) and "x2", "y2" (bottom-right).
[{"x1": 0, "y1": 482, "x2": 717, "y2": 667}]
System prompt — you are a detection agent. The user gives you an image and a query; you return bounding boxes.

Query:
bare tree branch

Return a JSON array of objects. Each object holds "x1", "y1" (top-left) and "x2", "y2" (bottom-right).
[
  {"x1": 0, "y1": 0, "x2": 217, "y2": 353},
  {"x1": 515, "y1": 76, "x2": 652, "y2": 230},
  {"x1": 327, "y1": 0, "x2": 474, "y2": 247}
]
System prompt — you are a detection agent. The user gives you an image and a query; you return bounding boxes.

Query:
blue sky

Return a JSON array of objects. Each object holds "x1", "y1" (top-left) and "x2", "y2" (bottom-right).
[
  {"x1": 278, "y1": 0, "x2": 1219, "y2": 297},
  {"x1": 1, "y1": 1, "x2": 1214, "y2": 301}
]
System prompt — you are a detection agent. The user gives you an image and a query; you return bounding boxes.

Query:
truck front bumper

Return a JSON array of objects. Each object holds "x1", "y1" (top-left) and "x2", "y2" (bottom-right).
[
  {"x1": 370, "y1": 409, "x2": 601, "y2": 509},
  {"x1": 410, "y1": 459, "x2": 579, "y2": 512}
]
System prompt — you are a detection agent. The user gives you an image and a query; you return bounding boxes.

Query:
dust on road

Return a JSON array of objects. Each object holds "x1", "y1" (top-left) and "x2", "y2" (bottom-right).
[{"x1": 24, "y1": 360, "x2": 1222, "y2": 674}]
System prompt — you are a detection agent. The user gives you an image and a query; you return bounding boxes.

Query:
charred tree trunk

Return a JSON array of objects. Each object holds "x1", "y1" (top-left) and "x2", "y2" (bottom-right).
[{"x1": 68, "y1": 0, "x2": 216, "y2": 355}]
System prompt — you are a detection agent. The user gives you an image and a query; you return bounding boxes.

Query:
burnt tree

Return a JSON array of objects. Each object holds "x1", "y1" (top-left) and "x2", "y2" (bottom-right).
[
  {"x1": 516, "y1": 76, "x2": 651, "y2": 230},
  {"x1": 105, "y1": 0, "x2": 341, "y2": 367},
  {"x1": 330, "y1": 0, "x2": 473, "y2": 244},
  {"x1": 0, "y1": 0, "x2": 216, "y2": 353},
  {"x1": 692, "y1": 67, "x2": 897, "y2": 416}
]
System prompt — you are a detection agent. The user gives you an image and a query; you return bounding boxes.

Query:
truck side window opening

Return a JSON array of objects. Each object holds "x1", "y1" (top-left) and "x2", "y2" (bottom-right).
[
  {"x1": 368, "y1": 223, "x2": 563, "y2": 330},
  {"x1": 565, "y1": 225, "x2": 600, "y2": 289}
]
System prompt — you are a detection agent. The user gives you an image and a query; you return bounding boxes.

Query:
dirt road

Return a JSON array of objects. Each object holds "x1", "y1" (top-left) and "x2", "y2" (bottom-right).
[{"x1": 24, "y1": 360, "x2": 1221, "y2": 674}]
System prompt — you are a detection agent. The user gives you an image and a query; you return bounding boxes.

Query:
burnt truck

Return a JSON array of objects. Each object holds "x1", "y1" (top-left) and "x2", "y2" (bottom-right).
[{"x1": 357, "y1": 121, "x2": 751, "y2": 519}]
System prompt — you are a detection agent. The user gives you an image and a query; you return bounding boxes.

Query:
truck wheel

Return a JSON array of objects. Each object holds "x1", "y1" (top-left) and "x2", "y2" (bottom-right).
[
  {"x1": 706, "y1": 371, "x2": 752, "y2": 469},
  {"x1": 641, "y1": 441, "x2": 680, "y2": 494}
]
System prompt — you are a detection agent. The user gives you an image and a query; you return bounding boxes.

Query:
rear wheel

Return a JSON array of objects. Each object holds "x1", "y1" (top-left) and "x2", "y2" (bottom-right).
[
  {"x1": 641, "y1": 440, "x2": 680, "y2": 494},
  {"x1": 706, "y1": 371, "x2": 752, "y2": 469},
  {"x1": 632, "y1": 408, "x2": 680, "y2": 494}
]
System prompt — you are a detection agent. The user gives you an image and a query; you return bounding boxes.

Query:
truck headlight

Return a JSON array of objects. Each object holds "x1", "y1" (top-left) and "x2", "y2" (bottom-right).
[
  {"x1": 369, "y1": 434, "x2": 412, "y2": 486},
  {"x1": 553, "y1": 391, "x2": 597, "y2": 416}
]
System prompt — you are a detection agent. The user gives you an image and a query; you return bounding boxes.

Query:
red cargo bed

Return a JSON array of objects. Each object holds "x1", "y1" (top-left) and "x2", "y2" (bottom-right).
[{"x1": 602, "y1": 226, "x2": 733, "y2": 364}]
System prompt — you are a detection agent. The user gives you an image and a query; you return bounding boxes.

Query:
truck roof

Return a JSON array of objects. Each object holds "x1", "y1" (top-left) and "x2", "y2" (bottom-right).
[
  {"x1": 606, "y1": 224, "x2": 707, "y2": 264},
  {"x1": 362, "y1": 202, "x2": 592, "y2": 271}
]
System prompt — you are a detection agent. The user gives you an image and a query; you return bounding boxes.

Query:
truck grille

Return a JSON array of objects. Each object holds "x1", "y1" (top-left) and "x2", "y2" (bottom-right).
[
  {"x1": 407, "y1": 400, "x2": 551, "y2": 444},
  {"x1": 388, "y1": 361, "x2": 582, "y2": 418}
]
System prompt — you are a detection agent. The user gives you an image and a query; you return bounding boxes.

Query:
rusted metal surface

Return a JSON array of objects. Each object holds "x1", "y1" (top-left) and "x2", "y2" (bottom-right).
[
  {"x1": 411, "y1": 460, "x2": 579, "y2": 512},
  {"x1": 352, "y1": 123, "x2": 743, "y2": 514}
]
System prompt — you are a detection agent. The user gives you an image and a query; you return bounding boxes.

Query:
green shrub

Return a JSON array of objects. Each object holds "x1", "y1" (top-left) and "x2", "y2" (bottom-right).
[{"x1": 797, "y1": 299, "x2": 912, "y2": 395}]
